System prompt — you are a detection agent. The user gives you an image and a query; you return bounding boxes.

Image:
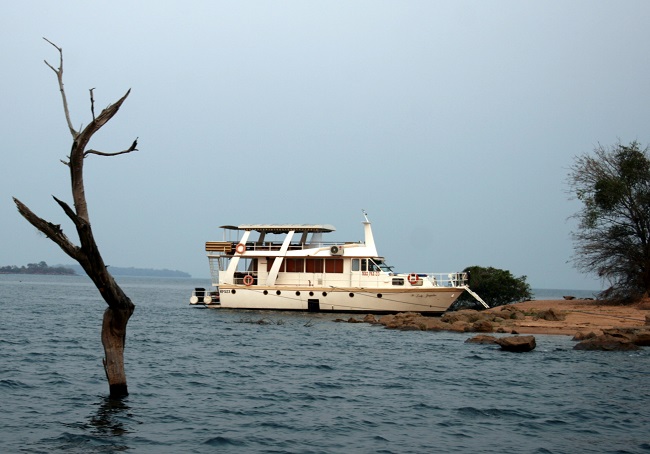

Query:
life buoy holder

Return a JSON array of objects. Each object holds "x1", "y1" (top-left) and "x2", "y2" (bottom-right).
[
  {"x1": 408, "y1": 273, "x2": 420, "y2": 285},
  {"x1": 243, "y1": 275, "x2": 254, "y2": 286},
  {"x1": 235, "y1": 243, "x2": 246, "y2": 254}
]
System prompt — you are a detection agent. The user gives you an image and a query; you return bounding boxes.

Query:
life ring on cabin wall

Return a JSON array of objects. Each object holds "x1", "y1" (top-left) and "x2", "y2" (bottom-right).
[
  {"x1": 243, "y1": 275, "x2": 254, "y2": 286},
  {"x1": 407, "y1": 273, "x2": 420, "y2": 284},
  {"x1": 235, "y1": 243, "x2": 246, "y2": 254}
]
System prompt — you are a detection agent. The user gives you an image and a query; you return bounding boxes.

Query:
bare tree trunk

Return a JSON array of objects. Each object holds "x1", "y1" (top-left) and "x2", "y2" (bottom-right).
[
  {"x1": 102, "y1": 306, "x2": 134, "y2": 397},
  {"x1": 13, "y1": 39, "x2": 139, "y2": 398}
]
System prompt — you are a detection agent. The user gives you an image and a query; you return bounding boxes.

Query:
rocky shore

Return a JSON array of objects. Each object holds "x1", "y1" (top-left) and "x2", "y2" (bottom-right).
[{"x1": 341, "y1": 298, "x2": 650, "y2": 351}]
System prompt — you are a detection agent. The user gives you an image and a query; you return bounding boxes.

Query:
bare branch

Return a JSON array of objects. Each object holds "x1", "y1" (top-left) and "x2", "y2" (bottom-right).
[
  {"x1": 89, "y1": 88, "x2": 96, "y2": 121},
  {"x1": 43, "y1": 38, "x2": 78, "y2": 138},
  {"x1": 70, "y1": 89, "x2": 132, "y2": 222},
  {"x1": 85, "y1": 138, "x2": 139, "y2": 158},
  {"x1": 12, "y1": 197, "x2": 81, "y2": 261},
  {"x1": 53, "y1": 195, "x2": 86, "y2": 230}
]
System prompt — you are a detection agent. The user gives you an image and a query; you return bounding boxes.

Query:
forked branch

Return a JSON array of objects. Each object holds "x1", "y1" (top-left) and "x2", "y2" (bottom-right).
[{"x1": 12, "y1": 197, "x2": 81, "y2": 261}]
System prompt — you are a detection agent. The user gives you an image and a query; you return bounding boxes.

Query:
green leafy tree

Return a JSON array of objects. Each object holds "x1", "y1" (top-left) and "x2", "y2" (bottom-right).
[
  {"x1": 455, "y1": 265, "x2": 532, "y2": 308},
  {"x1": 568, "y1": 141, "x2": 650, "y2": 302}
]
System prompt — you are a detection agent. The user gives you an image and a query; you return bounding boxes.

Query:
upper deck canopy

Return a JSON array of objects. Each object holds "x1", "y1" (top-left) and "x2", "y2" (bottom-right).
[{"x1": 219, "y1": 224, "x2": 336, "y2": 234}]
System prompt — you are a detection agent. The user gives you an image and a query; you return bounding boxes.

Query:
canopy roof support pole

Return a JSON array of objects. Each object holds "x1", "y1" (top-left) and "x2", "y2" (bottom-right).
[{"x1": 266, "y1": 230, "x2": 295, "y2": 285}]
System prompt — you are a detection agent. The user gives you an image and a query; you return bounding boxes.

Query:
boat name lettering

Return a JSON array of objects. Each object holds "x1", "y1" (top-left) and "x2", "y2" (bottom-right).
[
  {"x1": 220, "y1": 290, "x2": 231, "y2": 294},
  {"x1": 362, "y1": 272, "x2": 381, "y2": 276}
]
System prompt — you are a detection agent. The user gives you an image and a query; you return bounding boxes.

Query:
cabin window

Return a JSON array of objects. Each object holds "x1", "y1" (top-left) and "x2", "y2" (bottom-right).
[
  {"x1": 352, "y1": 259, "x2": 381, "y2": 272},
  {"x1": 265, "y1": 258, "x2": 341, "y2": 273},
  {"x1": 324, "y1": 258, "x2": 343, "y2": 273},
  {"x1": 285, "y1": 258, "x2": 304, "y2": 273},
  {"x1": 306, "y1": 258, "x2": 324, "y2": 273},
  {"x1": 376, "y1": 260, "x2": 393, "y2": 273},
  {"x1": 266, "y1": 258, "x2": 281, "y2": 272},
  {"x1": 392, "y1": 278, "x2": 404, "y2": 286}
]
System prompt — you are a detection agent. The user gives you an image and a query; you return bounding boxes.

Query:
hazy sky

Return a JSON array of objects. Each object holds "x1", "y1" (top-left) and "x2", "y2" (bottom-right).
[{"x1": 3, "y1": 1, "x2": 650, "y2": 290}]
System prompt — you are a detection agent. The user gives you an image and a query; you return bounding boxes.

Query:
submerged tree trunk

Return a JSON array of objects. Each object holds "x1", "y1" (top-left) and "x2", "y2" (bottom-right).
[
  {"x1": 102, "y1": 306, "x2": 134, "y2": 396},
  {"x1": 13, "y1": 39, "x2": 139, "y2": 398}
]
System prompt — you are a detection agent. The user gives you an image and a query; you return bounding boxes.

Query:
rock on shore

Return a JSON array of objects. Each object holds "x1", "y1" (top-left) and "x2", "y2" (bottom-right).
[
  {"x1": 465, "y1": 334, "x2": 537, "y2": 352},
  {"x1": 342, "y1": 299, "x2": 650, "y2": 351}
]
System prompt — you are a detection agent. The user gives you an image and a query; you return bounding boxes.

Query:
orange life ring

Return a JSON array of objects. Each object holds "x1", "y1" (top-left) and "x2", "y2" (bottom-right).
[
  {"x1": 235, "y1": 243, "x2": 246, "y2": 254},
  {"x1": 407, "y1": 273, "x2": 420, "y2": 284},
  {"x1": 243, "y1": 275, "x2": 254, "y2": 286}
]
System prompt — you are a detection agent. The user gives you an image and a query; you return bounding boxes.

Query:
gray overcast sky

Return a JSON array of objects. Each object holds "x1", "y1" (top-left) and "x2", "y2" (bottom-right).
[{"x1": 2, "y1": 1, "x2": 649, "y2": 289}]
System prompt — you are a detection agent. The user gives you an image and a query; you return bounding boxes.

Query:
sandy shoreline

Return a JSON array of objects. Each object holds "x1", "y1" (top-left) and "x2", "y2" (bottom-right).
[{"x1": 487, "y1": 298, "x2": 649, "y2": 336}]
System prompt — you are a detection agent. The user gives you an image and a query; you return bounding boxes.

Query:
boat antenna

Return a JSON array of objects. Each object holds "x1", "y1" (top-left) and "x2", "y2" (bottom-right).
[{"x1": 362, "y1": 209, "x2": 370, "y2": 223}]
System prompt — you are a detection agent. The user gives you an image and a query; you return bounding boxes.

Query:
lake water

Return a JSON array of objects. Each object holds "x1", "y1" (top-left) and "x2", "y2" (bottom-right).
[{"x1": 1, "y1": 274, "x2": 649, "y2": 453}]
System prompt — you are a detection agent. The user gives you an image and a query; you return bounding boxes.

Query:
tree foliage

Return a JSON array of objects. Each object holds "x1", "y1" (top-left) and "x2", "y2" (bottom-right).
[
  {"x1": 568, "y1": 141, "x2": 650, "y2": 302},
  {"x1": 0, "y1": 262, "x2": 75, "y2": 275},
  {"x1": 455, "y1": 265, "x2": 532, "y2": 309}
]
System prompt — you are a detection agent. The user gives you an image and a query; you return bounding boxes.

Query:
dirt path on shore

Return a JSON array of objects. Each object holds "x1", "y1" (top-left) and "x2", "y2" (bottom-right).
[{"x1": 489, "y1": 299, "x2": 649, "y2": 335}]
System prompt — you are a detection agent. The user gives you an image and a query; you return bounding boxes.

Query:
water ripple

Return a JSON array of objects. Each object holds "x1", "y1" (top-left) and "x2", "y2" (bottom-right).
[{"x1": 2, "y1": 275, "x2": 650, "y2": 454}]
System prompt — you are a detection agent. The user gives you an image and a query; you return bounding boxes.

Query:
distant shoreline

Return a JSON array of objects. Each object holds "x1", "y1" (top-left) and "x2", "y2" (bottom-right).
[
  {"x1": 63, "y1": 264, "x2": 191, "y2": 278},
  {"x1": 0, "y1": 262, "x2": 75, "y2": 276},
  {"x1": 0, "y1": 262, "x2": 191, "y2": 278}
]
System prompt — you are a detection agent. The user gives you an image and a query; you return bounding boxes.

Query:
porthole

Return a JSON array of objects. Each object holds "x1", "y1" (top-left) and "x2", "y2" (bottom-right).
[
  {"x1": 232, "y1": 289, "x2": 236, "y2": 295},
  {"x1": 309, "y1": 291, "x2": 314, "y2": 297},
  {"x1": 349, "y1": 293, "x2": 354, "y2": 298},
  {"x1": 322, "y1": 292, "x2": 327, "y2": 297},
  {"x1": 295, "y1": 291, "x2": 301, "y2": 296},
  {"x1": 377, "y1": 293, "x2": 383, "y2": 298},
  {"x1": 276, "y1": 290, "x2": 281, "y2": 295},
  {"x1": 263, "y1": 290, "x2": 268, "y2": 295}
]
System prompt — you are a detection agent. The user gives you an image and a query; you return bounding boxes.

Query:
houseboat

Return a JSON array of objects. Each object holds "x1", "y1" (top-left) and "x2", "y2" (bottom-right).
[{"x1": 190, "y1": 213, "x2": 487, "y2": 314}]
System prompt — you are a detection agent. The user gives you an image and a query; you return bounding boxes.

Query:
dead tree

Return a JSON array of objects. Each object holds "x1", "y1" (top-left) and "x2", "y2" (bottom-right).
[{"x1": 13, "y1": 39, "x2": 138, "y2": 398}]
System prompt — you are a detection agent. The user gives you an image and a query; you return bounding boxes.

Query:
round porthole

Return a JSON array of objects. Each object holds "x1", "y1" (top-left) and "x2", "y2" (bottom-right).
[
  {"x1": 322, "y1": 292, "x2": 327, "y2": 297},
  {"x1": 276, "y1": 290, "x2": 281, "y2": 295},
  {"x1": 309, "y1": 291, "x2": 314, "y2": 297},
  {"x1": 349, "y1": 293, "x2": 354, "y2": 298},
  {"x1": 295, "y1": 291, "x2": 301, "y2": 296},
  {"x1": 377, "y1": 293, "x2": 383, "y2": 298},
  {"x1": 263, "y1": 290, "x2": 268, "y2": 295},
  {"x1": 232, "y1": 289, "x2": 236, "y2": 295}
]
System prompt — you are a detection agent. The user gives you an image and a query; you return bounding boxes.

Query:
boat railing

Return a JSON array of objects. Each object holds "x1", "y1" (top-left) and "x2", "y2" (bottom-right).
[
  {"x1": 206, "y1": 241, "x2": 359, "y2": 254},
  {"x1": 233, "y1": 271, "x2": 258, "y2": 286},
  {"x1": 355, "y1": 272, "x2": 468, "y2": 288},
  {"x1": 219, "y1": 271, "x2": 468, "y2": 288}
]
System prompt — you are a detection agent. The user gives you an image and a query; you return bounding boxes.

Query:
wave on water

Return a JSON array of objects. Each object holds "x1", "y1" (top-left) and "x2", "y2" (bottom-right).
[{"x1": 0, "y1": 275, "x2": 648, "y2": 453}]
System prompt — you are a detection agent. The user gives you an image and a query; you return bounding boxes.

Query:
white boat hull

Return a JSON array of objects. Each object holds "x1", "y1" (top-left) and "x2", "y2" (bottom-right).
[{"x1": 216, "y1": 285, "x2": 464, "y2": 315}]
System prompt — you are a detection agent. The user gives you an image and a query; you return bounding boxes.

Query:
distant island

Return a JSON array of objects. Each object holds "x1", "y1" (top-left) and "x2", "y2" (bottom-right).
[
  {"x1": 0, "y1": 261, "x2": 191, "y2": 278},
  {"x1": 63, "y1": 264, "x2": 191, "y2": 278},
  {"x1": 0, "y1": 261, "x2": 75, "y2": 275}
]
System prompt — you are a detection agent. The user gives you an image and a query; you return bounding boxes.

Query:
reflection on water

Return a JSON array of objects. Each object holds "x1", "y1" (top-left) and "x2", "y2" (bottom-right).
[{"x1": 89, "y1": 396, "x2": 132, "y2": 437}]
